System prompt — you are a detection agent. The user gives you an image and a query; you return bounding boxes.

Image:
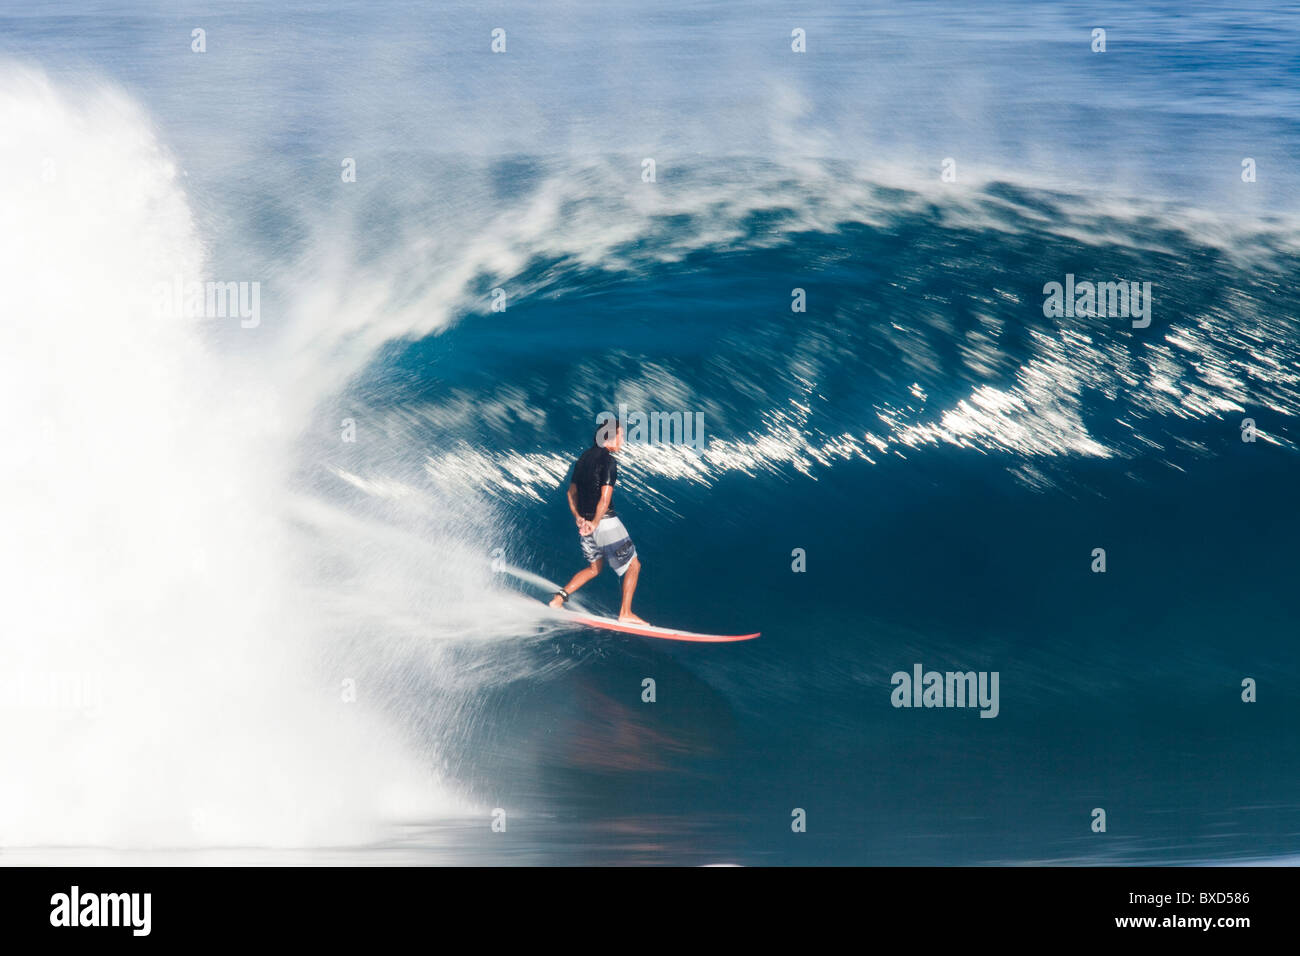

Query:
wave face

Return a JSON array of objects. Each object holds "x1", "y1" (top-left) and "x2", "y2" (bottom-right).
[
  {"x1": 2, "y1": 2, "x2": 1299, "y2": 863},
  {"x1": 350, "y1": 163, "x2": 1300, "y2": 865}
]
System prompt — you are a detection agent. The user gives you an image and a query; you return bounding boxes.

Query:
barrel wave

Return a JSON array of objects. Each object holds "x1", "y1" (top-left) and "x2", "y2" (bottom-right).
[{"x1": 2, "y1": 0, "x2": 1298, "y2": 864}]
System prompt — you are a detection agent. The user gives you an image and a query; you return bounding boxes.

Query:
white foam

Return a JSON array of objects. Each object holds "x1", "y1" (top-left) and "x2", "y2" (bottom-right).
[{"x1": 0, "y1": 67, "x2": 464, "y2": 848}]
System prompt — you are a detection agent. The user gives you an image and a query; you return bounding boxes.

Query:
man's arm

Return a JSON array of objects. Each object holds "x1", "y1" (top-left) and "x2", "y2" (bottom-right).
[
  {"x1": 589, "y1": 485, "x2": 614, "y2": 529},
  {"x1": 567, "y1": 483, "x2": 594, "y2": 535}
]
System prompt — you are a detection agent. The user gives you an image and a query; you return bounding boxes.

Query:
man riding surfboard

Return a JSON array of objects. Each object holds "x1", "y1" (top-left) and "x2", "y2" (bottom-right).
[{"x1": 549, "y1": 417, "x2": 647, "y2": 624}]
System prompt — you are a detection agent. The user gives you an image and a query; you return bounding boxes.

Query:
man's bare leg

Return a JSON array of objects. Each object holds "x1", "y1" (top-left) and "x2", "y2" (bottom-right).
[
  {"x1": 618, "y1": 557, "x2": 646, "y2": 624},
  {"x1": 550, "y1": 559, "x2": 602, "y2": 607}
]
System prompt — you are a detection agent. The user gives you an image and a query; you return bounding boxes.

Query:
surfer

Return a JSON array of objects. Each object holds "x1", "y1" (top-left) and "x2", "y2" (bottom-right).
[{"x1": 550, "y1": 418, "x2": 646, "y2": 624}]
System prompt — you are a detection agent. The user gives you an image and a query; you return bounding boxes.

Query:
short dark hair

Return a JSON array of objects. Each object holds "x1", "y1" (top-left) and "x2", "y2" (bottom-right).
[{"x1": 593, "y1": 416, "x2": 622, "y2": 446}]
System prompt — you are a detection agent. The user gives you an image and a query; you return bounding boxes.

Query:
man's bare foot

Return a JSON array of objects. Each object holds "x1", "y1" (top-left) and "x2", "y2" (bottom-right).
[
  {"x1": 618, "y1": 612, "x2": 648, "y2": 625},
  {"x1": 549, "y1": 594, "x2": 565, "y2": 608}
]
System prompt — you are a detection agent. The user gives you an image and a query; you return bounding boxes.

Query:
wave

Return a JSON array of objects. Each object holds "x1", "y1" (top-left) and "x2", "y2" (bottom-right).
[
  {"x1": 4, "y1": 59, "x2": 1297, "y2": 858},
  {"x1": 334, "y1": 161, "x2": 1299, "y2": 511}
]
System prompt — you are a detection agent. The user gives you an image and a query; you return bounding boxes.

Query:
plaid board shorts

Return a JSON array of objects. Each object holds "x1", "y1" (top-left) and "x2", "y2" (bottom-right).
[{"x1": 580, "y1": 516, "x2": 637, "y2": 576}]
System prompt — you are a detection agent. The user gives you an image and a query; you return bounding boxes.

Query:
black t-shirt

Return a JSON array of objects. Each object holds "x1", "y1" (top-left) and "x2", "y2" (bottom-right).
[{"x1": 570, "y1": 445, "x2": 618, "y2": 520}]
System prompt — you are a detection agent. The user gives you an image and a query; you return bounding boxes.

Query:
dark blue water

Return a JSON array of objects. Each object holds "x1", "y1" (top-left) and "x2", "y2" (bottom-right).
[
  {"x1": 368, "y1": 204, "x2": 1299, "y2": 864},
  {"x1": 4, "y1": 1, "x2": 1298, "y2": 864}
]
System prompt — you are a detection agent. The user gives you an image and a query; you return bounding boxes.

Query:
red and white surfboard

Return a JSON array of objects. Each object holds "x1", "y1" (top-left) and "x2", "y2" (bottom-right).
[{"x1": 544, "y1": 602, "x2": 759, "y2": 643}]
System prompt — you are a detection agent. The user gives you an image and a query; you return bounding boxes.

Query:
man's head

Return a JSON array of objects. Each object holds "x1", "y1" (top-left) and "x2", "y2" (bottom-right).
[{"x1": 594, "y1": 416, "x2": 624, "y2": 452}]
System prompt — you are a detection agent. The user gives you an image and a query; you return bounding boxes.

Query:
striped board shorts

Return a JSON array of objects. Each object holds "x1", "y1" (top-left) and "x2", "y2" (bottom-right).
[{"x1": 580, "y1": 516, "x2": 637, "y2": 576}]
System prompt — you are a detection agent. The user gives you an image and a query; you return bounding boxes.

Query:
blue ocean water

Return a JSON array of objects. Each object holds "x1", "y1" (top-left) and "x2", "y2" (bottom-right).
[{"x1": 2, "y1": 2, "x2": 1297, "y2": 864}]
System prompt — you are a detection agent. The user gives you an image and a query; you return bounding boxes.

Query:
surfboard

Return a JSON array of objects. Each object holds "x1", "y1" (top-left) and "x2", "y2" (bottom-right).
[{"x1": 542, "y1": 601, "x2": 759, "y2": 643}]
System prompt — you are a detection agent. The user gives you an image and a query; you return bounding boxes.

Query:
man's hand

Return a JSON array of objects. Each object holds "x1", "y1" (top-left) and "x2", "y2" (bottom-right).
[{"x1": 576, "y1": 516, "x2": 594, "y2": 536}]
